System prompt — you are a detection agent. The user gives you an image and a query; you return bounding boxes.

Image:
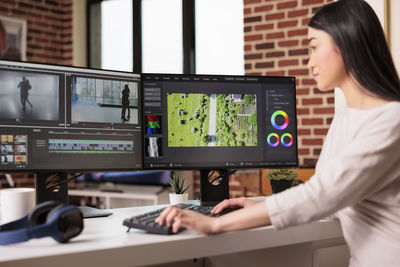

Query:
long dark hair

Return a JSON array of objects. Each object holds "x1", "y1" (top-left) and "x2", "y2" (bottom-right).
[{"x1": 309, "y1": 0, "x2": 400, "y2": 101}]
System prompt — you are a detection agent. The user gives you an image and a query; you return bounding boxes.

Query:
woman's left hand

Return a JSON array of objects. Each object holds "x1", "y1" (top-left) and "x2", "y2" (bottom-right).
[{"x1": 155, "y1": 206, "x2": 220, "y2": 235}]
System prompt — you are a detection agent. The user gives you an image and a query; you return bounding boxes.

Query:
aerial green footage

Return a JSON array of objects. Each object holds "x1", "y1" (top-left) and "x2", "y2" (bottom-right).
[{"x1": 168, "y1": 93, "x2": 257, "y2": 147}]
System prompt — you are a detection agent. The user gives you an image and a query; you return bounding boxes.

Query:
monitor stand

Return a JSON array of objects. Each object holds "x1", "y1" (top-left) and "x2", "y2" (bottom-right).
[
  {"x1": 199, "y1": 169, "x2": 232, "y2": 206},
  {"x1": 34, "y1": 172, "x2": 112, "y2": 218}
]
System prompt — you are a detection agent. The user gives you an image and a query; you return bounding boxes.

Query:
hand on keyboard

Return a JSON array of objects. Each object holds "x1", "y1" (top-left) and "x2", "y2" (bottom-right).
[{"x1": 123, "y1": 203, "x2": 239, "y2": 235}]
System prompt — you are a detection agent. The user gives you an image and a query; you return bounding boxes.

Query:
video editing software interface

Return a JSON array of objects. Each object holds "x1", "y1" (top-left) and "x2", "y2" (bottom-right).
[
  {"x1": 0, "y1": 61, "x2": 142, "y2": 171},
  {"x1": 142, "y1": 74, "x2": 298, "y2": 169}
]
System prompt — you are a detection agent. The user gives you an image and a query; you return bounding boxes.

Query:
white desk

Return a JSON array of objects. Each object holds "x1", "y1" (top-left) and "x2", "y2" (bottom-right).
[{"x1": 0, "y1": 204, "x2": 348, "y2": 267}]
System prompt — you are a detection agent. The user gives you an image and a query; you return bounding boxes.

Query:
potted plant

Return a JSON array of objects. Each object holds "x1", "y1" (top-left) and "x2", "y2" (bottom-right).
[
  {"x1": 265, "y1": 169, "x2": 298, "y2": 194},
  {"x1": 168, "y1": 173, "x2": 190, "y2": 205}
]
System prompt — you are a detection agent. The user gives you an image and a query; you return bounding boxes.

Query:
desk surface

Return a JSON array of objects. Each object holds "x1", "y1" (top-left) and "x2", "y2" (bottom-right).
[{"x1": 0, "y1": 203, "x2": 344, "y2": 267}]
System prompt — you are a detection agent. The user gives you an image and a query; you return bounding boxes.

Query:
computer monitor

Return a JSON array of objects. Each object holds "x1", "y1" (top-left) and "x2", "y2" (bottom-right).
[
  {"x1": 141, "y1": 73, "x2": 298, "y2": 205},
  {"x1": 0, "y1": 60, "x2": 142, "y2": 205}
]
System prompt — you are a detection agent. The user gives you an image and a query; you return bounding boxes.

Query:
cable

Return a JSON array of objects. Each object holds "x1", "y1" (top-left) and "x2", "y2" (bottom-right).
[
  {"x1": 209, "y1": 170, "x2": 236, "y2": 185},
  {"x1": 45, "y1": 173, "x2": 61, "y2": 186},
  {"x1": 47, "y1": 173, "x2": 83, "y2": 191}
]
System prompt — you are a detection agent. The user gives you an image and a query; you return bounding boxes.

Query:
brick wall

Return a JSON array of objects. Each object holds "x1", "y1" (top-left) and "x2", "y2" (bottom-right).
[
  {"x1": 0, "y1": 0, "x2": 73, "y2": 65},
  {"x1": 244, "y1": 0, "x2": 334, "y2": 167},
  {"x1": 0, "y1": 0, "x2": 72, "y2": 188}
]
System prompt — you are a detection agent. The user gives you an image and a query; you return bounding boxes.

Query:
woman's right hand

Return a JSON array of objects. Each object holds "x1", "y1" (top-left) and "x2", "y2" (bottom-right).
[{"x1": 211, "y1": 197, "x2": 257, "y2": 214}]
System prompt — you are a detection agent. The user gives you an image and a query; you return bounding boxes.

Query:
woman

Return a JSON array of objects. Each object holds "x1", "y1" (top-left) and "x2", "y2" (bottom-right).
[{"x1": 156, "y1": 0, "x2": 400, "y2": 266}]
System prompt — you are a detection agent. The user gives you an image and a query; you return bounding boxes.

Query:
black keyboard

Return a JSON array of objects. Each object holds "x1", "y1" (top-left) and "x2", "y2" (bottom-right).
[{"x1": 123, "y1": 203, "x2": 239, "y2": 235}]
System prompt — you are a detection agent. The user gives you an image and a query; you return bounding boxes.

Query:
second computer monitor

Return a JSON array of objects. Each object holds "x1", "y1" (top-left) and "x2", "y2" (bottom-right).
[{"x1": 142, "y1": 74, "x2": 298, "y2": 170}]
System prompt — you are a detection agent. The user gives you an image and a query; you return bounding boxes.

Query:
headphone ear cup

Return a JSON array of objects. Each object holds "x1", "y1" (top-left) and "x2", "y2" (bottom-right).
[
  {"x1": 28, "y1": 201, "x2": 60, "y2": 227},
  {"x1": 46, "y1": 204, "x2": 68, "y2": 221}
]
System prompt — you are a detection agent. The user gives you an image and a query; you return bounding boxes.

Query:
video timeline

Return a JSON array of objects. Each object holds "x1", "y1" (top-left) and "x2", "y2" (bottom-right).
[{"x1": 48, "y1": 139, "x2": 134, "y2": 154}]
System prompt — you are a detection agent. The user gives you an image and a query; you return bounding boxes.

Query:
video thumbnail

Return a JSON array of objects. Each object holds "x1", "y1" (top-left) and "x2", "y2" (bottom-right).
[
  {"x1": 71, "y1": 76, "x2": 139, "y2": 125},
  {"x1": 145, "y1": 115, "x2": 162, "y2": 135},
  {"x1": 0, "y1": 69, "x2": 59, "y2": 122},
  {"x1": 167, "y1": 93, "x2": 257, "y2": 147},
  {"x1": 145, "y1": 137, "x2": 162, "y2": 157}
]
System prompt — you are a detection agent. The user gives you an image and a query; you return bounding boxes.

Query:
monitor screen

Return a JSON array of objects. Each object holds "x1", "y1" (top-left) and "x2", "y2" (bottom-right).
[
  {"x1": 142, "y1": 73, "x2": 298, "y2": 170},
  {"x1": 0, "y1": 60, "x2": 142, "y2": 172}
]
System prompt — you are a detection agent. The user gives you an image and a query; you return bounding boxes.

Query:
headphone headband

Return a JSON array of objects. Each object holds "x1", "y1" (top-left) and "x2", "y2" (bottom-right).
[{"x1": 0, "y1": 201, "x2": 84, "y2": 245}]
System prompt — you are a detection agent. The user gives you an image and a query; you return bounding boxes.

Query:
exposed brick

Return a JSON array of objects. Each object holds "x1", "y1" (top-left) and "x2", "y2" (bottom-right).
[
  {"x1": 255, "y1": 61, "x2": 274, "y2": 68},
  {"x1": 302, "y1": 0, "x2": 323, "y2": 5},
  {"x1": 289, "y1": 69, "x2": 309, "y2": 76},
  {"x1": 302, "y1": 78, "x2": 316, "y2": 85},
  {"x1": 244, "y1": 16, "x2": 262, "y2": 23},
  {"x1": 297, "y1": 108, "x2": 310, "y2": 115},
  {"x1": 244, "y1": 53, "x2": 263, "y2": 60},
  {"x1": 244, "y1": 26, "x2": 252, "y2": 32},
  {"x1": 302, "y1": 98, "x2": 323, "y2": 105},
  {"x1": 277, "y1": 20, "x2": 298, "y2": 28},
  {"x1": 266, "y1": 32, "x2": 285, "y2": 39},
  {"x1": 314, "y1": 128, "x2": 329, "y2": 135},
  {"x1": 265, "y1": 71, "x2": 285, "y2": 76},
  {"x1": 254, "y1": 4, "x2": 273, "y2": 13},
  {"x1": 244, "y1": 34, "x2": 263, "y2": 41},
  {"x1": 288, "y1": 29, "x2": 308, "y2": 37},
  {"x1": 288, "y1": 9, "x2": 308, "y2": 18},
  {"x1": 265, "y1": 13, "x2": 285, "y2": 21},
  {"x1": 298, "y1": 128, "x2": 311, "y2": 135},
  {"x1": 255, "y1": 23, "x2": 274, "y2": 31},
  {"x1": 313, "y1": 148, "x2": 322, "y2": 156},
  {"x1": 312, "y1": 7, "x2": 321, "y2": 14},
  {"x1": 246, "y1": 72, "x2": 262, "y2": 76},
  {"x1": 326, "y1": 117, "x2": 333, "y2": 124},
  {"x1": 244, "y1": 0, "x2": 261, "y2": 4},
  {"x1": 278, "y1": 59, "x2": 298, "y2": 67},
  {"x1": 302, "y1": 138, "x2": 323, "y2": 145},
  {"x1": 302, "y1": 17, "x2": 311, "y2": 26},
  {"x1": 19, "y1": 2, "x2": 34, "y2": 8},
  {"x1": 266, "y1": 51, "x2": 285, "y2": 58},
  {"x1": 278, "y1": 40, "x2": 298, "y2": 47},
  {"x1": 244, "y1": 7, "x2": 251, "y2": 14},
  {"x1": 245, "y1": 63, "x2": 252, "y2": 70},
  {"x1": 289, "y1": 48, "x2": 309, "y2": 56},
  {"x1": 296, "y1": 88, "x2": 310, "y2": 95},
  {"x1": 327, "y1": 97, "x2": 335, "y2": 104},
  {"x1": 244, "y1": 44, "x2": 252, "y2": 51},
  {"x1": 255, "y1": 42, "x2": 274, "y2": 50},
  {"x1": 298, "y1": 148, "x2": 310, "y2": 155},
  {"x1": 277, "y1": 1, "x2": 297, "y2": 10},
  {"x1": 314, "y1": 107, "x2": 334, "y2": 114}
]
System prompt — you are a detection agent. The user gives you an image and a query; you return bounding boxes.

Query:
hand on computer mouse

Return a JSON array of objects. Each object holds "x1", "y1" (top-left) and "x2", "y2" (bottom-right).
[{"x1": 211, "y1": 197, "x2": 256, "y2": 215}]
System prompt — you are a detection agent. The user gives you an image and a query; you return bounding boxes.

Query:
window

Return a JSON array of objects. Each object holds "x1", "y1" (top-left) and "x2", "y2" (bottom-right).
[
  {"x1": 88, "y1": 0, "x2": 244, "y2": 75},
  {"x1": 141, "y1": 0, "x2": 183, "y2": 73},
  {"x1": 195, "y1": 0, "x2": 244, "y2": 75}
]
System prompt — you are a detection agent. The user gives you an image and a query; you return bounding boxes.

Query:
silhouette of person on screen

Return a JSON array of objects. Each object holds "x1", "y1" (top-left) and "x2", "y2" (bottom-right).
[
  {"x1": 18, "y1": 76, "x2": 33, "y2": 112},
  {"x1": 121, "y1": 84, "x2": 130, "y2": 122}
]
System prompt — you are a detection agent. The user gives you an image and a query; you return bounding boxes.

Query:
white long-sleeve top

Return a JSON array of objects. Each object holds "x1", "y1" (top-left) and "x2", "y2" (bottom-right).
[{"x1": 265, "y1": 101, "x2": 400, "y2": 267}]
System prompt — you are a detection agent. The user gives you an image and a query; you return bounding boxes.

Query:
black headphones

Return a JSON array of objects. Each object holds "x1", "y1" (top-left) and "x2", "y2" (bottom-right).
[{"x1": 0, "y1": 201, "x2": 84, "y2": 245}]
